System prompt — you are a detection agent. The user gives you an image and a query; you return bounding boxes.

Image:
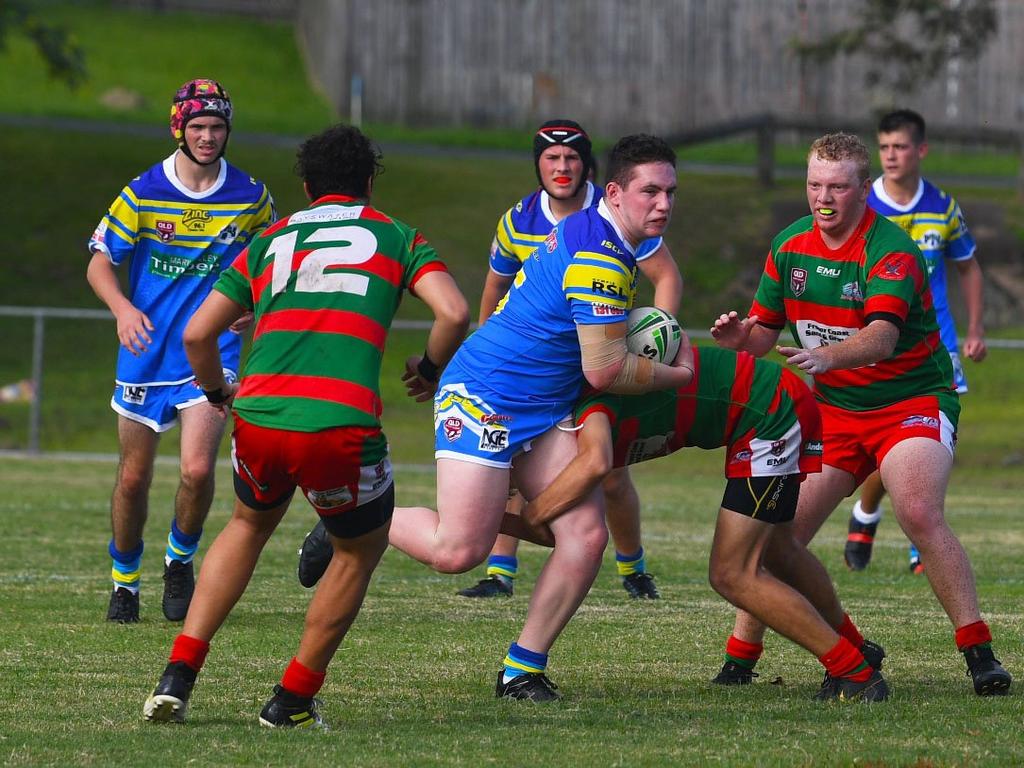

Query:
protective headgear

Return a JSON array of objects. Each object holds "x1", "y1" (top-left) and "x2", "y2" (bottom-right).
[
  {"x1": 170, "y1": 78, "x2": 232, "y2": 165},
  {"x1": 533, "y1": 119, "x2": 593, "y2": 195}
]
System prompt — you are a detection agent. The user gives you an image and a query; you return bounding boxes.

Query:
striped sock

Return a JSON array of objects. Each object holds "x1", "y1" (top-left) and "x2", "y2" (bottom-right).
[
  {"x1": 486, "y1": 555, "x2": 517, "y2": 584},
  {"x1": 166, "y1": 519, "x2": 201, "y2": 565},
  {"x1": 724, "y1": 635, "x2": 763, "y2": 669},
  {"x1": 616, "y1": 547, "x2": 646, "y2": 577},
  {"x1": 109, "y1": 539, "x2": 144, "y2": 594},
  {"x1": 820, "y1": 636, "x2": 871, "y2": 683},
  {"x1": 954, "y1": 620, "x2": 992, "y2": 652},
  {"x1": 502, "y1": 642, "x2": 547, "y2": 683}
]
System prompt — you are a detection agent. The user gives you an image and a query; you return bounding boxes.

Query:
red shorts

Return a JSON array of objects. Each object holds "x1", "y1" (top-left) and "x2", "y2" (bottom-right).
[
  {"x1": 820, "y1": 395, "x2": 958, "y2": 485},
  {"x1": 231, "y1": 416, "x2": 393, "y2": 518}
]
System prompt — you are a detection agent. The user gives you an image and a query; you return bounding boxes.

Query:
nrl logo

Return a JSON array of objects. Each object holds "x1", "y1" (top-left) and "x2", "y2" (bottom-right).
[{"x1": 790, "y1": 267, "x2": 807, "y2": 296}]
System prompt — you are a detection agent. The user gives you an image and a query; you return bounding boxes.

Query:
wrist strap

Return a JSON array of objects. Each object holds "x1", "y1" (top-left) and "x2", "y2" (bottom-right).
[
  {"x1": 417, "y1": 351, "x2": 440, "y2": 383},
  {"x1": 203, "y1": 387, "x2": 229, "y2": 405}
]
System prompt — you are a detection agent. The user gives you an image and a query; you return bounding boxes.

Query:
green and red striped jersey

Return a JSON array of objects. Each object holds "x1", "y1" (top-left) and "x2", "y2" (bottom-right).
[
  {"x1": 750, "y1": 208, "x2": 955, "y2": 411},
  {"x1": 575, "y1": 347, "x2": 799, "y2": 464},
  {"x1": 214, "y1": 194, "x2": 447, "y2": 432}
]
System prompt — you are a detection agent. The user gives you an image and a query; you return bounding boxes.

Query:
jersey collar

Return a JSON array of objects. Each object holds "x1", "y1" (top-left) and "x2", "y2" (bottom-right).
[
  {"x1": 311, "y1": 194, "x2": 365, "y2": 206},
  {"x1": 163, "y1": 152, "x2": 227, "y2": 199},
  {"x1": 872, "y1": 176, "x2": 924, "y2": 212},
  {"x1": 539, "y1": 181, "x2": 595, "y2": 227},
  {"x1": 596, "y1": 197, "x2": 636, "y2": 256}
]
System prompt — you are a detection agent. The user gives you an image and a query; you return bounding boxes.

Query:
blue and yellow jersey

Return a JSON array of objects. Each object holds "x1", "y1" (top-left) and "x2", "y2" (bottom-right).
[
  {"x1": 868, "y1": 176, "x2": 975, "y2": 357},
  {"x1": 447, "y1": 198, "x2": 650, "y2": 412},
  {"x1": 89, "y1": 153, "x2": 275, "y2": 386},
  {"x1": 488, "y1": 181, "x2": 661, "y2": 276}
]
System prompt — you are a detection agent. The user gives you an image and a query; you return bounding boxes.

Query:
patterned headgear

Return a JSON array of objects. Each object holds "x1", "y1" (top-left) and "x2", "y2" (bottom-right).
[
  {"x1": 532, "y1": 119, "x2": 593, "y2": 194},
  {"x1": 170, "y1": 78, "x2": 232, "y2": 163}
]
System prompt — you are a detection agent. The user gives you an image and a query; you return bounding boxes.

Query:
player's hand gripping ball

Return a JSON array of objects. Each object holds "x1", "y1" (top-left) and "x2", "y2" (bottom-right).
[{"x1": 626, "y1": 306, "x2": 681, "y2": 363}]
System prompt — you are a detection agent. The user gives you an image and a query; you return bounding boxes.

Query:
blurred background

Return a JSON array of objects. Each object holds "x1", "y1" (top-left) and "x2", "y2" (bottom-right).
[{"x1": 1, "y1": 0, "x2": 1022, "y2": 465}]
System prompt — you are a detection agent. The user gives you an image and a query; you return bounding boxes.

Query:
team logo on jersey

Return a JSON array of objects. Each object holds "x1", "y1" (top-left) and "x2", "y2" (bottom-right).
[
  {"x1": 182, "y1": 209, "x2": 212, "y2": 232},
  {"x1": 156, "y1": 220, "x2": 176, "y2": 242},
  {"x1": 770, "y1": 439, "x2": 787, "y2": 457},
  {"x1": 479, "y1": 426, "x2": 509, "y2": 452},
  {"x1": 920, "y1": 229, "x2": 942, "y2": 250},
  {"x1": 841, "y1": 281, "x2": 864, "y2": 302},
  {"x1": 545, "y1": 229, "x2": 558, "y2": 253},
  {"x1": 878, "y1": 254, "x2": 910, "y2": 281},
  {"x1": 443, "y1": 417, "x2": 463, "y2": 442},
  {"x1": 217, "y1": 224, "x2": 239, "y2": 243},
  {"x1": 730, "y1": 449, "x2": 752, "y2": 463},
  {"x1": 790, "y1": 267, "x2": 807, "y2": 296}
]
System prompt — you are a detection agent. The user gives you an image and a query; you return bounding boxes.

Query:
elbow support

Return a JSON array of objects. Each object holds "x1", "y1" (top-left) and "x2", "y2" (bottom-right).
[{"x1": 578, "y1": 322, "x2": 656, "y2": 393}]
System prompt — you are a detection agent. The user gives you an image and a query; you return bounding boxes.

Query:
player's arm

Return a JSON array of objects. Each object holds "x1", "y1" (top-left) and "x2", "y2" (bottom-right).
[
  {"x1": 520, "y1": 412, "x2": 615, "y2": 527},
  {"x1": 778, "y1": 318, "x2": 899, "y2": 375},
  {"x1": 578, "y1": 320, "x2": 693, "y2": 394},
  {"x1": 636, "y1": 243, "x2": 682, "y2": 315},
  {"x1": 711, "y1": 311, "x2": 780, "y2": 356},
  {"x1": 402, "y1": 270, "x2": 470, "y2": 401},
  {"x1": 183, "y1": 290, "x2": 247, "y2": 411},
  {"x1": 86, "y1": 250, "x2": 154, "y2": 357},
  {"x1": 478, "y1": 269, "x2": 515, "y2": 324},
  {"x1": 953, "y1": 257, "x2": 987, "y2": 362}
]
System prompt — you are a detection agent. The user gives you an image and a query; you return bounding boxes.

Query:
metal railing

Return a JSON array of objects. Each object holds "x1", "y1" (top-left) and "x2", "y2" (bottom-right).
[{"x1": 3, "y1": 305, "x2": 1022, "y2": 454}]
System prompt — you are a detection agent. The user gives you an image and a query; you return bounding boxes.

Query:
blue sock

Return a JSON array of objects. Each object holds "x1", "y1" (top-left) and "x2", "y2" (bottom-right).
[
  {"x1": 909, "y1": 543, "x2": 921, "y2": 564},
  {"x1": 616, "y1": 547, "x2": 646, "y2": 577},
  {"x1": 503, "y1": 642, "x2": 548, "y2": 683},
  {"x1": 110, "y1": 539, "x2": 144, "y2": 594},
  {"x1": 486, "y1": 555, "x2": 517, "y2": 583},
  {"x1": 166, "y1": 519, "x2": 201, "y2": 565}
]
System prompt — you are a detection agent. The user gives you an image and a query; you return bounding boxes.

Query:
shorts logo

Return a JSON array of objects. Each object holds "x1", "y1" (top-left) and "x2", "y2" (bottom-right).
[
  {"x1": 901, "y1": 415, "x2": 939, "y2": 429},
  {"x1": 479, "y1": 426, "x2": 509, "y2": 452},
  {"x1": 306, "y1": 485, "x2": 354, "y2": 509},
  {"x1": 443, "y1": 417, "x2": 464, "y2": 442},
  {"x1": 730, "y1": 449, "x2": 752, "y2": 463},
  {"x1": 545, "y1": 229, "x2": 558, "y2": 253},
  {"x1": 790, "y1": 267, "x2": 807, "y2": 296},
  {"x1": 770, "y1": 439, "x2": 787, "y2": 457},
  {"x1": 841, "y1": 281, "x2": 864, "y2": 302},
  {"x1": 592, "y1": 303, "x2": 625, "y2": 317},
  {"x1": 480, "y1": 413, "x2": 512, "y2": 424},
  {"x1": 182, "y1": 209, "x2": 212, "y2": 232},
  {"x1": 156, "y1": 220, "x2": 176, "y2": 242},
  {"x1": 122, "y1": 385, "x2": 147, "y2": 405}
]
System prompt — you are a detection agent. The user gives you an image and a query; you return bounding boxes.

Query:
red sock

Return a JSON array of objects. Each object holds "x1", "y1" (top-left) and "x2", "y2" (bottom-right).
[
  {"x1": 835, "y1": 613, "x2": 864, "y2": 649},
  {"x1": 169, "y1": 633, "x2": 210, "y2": 672},
  {"x1": 281, "y1": 657, "x2": 327, "y2": 699},
  {"x1": 725, "y1": 635, "x2": 763, "y2": 668},
  {"x1": 819, "y1": 636, "x2": 871, "y2": 682},
  {"x1": 954, "y1": 621, "x2": 992, "y2": 651}
]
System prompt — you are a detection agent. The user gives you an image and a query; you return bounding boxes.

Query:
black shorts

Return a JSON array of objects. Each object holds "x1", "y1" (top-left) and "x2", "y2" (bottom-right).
[{"x1": 720, "y1": 474, "x2": 800, "y2": 524}]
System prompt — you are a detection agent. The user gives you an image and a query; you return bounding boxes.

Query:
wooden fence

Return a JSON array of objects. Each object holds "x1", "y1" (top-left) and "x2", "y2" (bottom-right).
[{"x1": 297, "y1": 0, "x2": 1024, "y2": 137}]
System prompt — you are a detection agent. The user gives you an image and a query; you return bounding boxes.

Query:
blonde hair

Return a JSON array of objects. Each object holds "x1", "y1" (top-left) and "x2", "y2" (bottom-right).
[{"x1": 807, "y1": 133, "x2": 871, "y2": 183}]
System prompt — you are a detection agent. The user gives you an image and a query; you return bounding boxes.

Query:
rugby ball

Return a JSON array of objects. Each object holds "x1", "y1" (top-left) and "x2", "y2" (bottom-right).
[{"x1": 626, "y1": 306, "x2": 681, "y2": 363}]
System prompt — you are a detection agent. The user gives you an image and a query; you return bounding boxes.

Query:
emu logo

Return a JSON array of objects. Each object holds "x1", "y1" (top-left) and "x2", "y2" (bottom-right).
[{"x1": 816, "y1": 266, "x2": 841, "y2": 277}]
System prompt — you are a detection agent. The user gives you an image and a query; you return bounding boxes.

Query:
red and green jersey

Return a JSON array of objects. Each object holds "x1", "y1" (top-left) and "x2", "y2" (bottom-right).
[
  {"x1": 214, "y1": 194, "x2": 447, "y2": 439},
  {"x1": 750, "y1": 208, "x2": 955, "y2": 411},
  {"x1": 575, "y1": 347, "x2": 822, "y2": 476}
]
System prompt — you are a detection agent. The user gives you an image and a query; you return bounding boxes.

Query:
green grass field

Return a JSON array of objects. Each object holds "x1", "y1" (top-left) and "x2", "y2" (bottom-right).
[{"x1": 0, "y1": 453, "x2": 1021, "y2": 766}]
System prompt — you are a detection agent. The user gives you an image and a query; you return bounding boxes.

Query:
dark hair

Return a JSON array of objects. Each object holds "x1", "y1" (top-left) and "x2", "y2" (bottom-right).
[
  {"x1": 878, "y1": 109, "x2": 926, "y2": 145},
  {"x1": 296, "y1": 124, "x2": 383, "y2": 199},
  {"x1": 605, "y1": 134, "x2": 676, "y2": 188}
]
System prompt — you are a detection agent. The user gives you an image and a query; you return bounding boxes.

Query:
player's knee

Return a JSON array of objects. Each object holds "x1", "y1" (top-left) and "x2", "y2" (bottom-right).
[
  {"x1": 708, "y1": 558, "x2": 747, "y2": 602},
  {"x1": 179, "y1": 457, "x2": 216, "y2": 493},
  {"x1": 116, "y1": 463, "x2": 153, "y2": 497},
  {"x1": 429, "y1": 541, "x2": 490, "y2": 574},
  {"x1": 895, "y1": 501, "x2": 945, "y2": 542}
]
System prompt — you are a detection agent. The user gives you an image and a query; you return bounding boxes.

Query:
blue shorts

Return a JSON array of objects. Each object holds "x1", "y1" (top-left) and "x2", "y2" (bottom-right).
[
  {"x1": 111, "y1": 370, "x2": 237, "y2": 432},
  {"x1": 433, "y1": 380, "x2": 571, "y2": 469}
]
